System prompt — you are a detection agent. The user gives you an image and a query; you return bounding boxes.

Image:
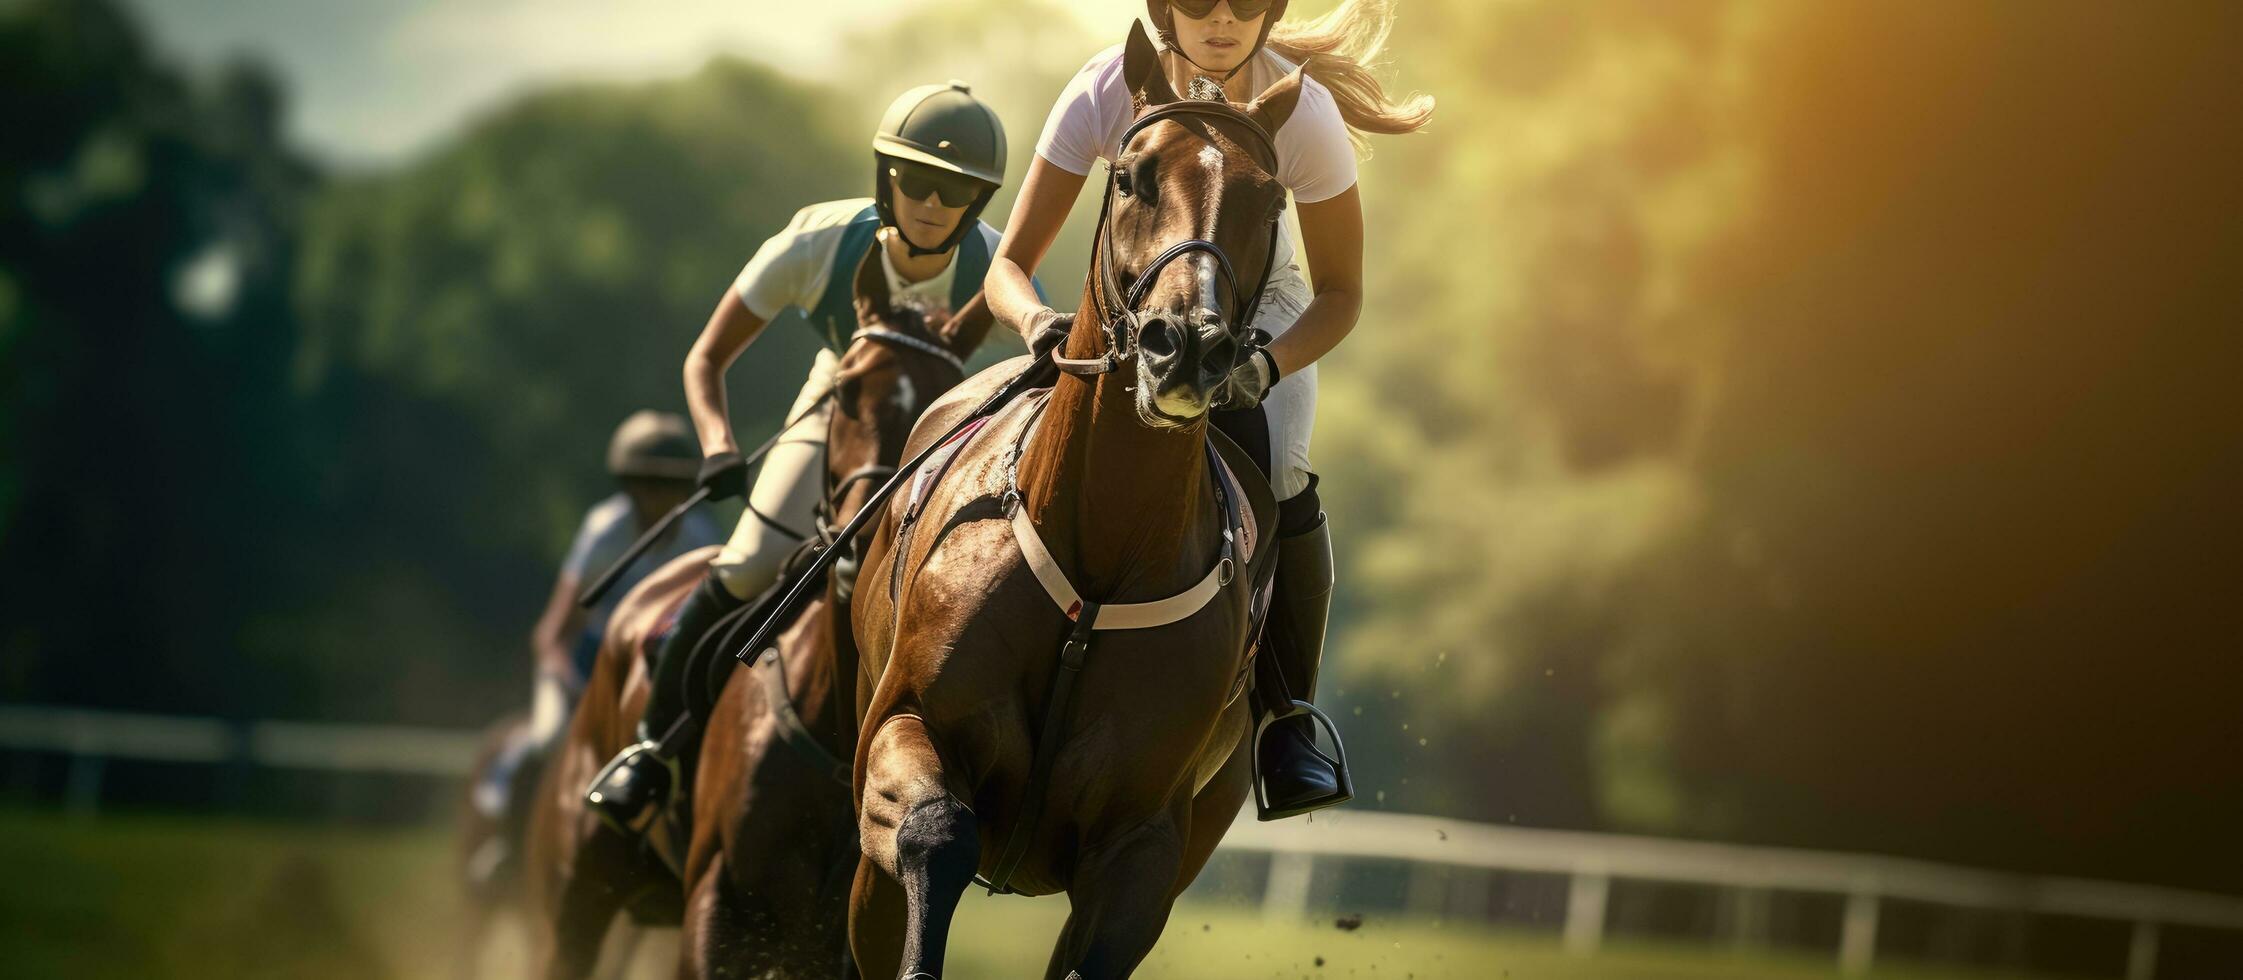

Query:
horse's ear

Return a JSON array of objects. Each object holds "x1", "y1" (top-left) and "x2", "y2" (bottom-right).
[
  {"x1": 1248, "y1": 67, "x2": 1304, "y2": 135},
  {"x1": 1123, "y1": 21, "x2": 1176, "y2": 110},
  {"x1": 852, "y1": 241, "x2": 890, "y2": 324}
]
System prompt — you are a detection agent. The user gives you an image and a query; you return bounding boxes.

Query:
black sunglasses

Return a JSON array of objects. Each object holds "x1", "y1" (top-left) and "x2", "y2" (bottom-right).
[
  {"x1": 1171, "y1": 0, "x2": 1274, "y2": 21},
  {"x1": 888, "y1": 164, "x2": 985, "y2": 208}
]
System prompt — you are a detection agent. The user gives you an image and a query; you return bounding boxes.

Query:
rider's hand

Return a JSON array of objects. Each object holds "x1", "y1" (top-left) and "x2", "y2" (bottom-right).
[
  {"x1": 697, "y1": 450, "x2": 750, "y2": 501},
  {"x1": 1219, "y1": 348, "x2": 1280, "y2": 409},
  {"x1": 1026, "y1": 309, "x2": 1074, "y2": 360}
]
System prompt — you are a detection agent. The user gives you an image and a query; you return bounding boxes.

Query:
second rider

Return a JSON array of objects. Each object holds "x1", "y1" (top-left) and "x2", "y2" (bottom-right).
[{"x1": 586, "y1": 83, "x2": 1033, "y2": 833}]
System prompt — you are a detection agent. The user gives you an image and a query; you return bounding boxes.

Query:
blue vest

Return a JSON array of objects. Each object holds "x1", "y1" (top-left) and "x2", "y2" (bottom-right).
[{"x1": 805, "y1": 206, "x2": 1003, "y2": 351}]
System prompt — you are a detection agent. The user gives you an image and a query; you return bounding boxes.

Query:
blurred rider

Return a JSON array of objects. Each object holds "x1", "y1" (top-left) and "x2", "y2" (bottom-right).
[
  {"x1": 585, "y1": 83, "x2": 1039, "y2": 834},
  {"x1": 476, "y1": 411, "x2": 723, "y2": 838}
]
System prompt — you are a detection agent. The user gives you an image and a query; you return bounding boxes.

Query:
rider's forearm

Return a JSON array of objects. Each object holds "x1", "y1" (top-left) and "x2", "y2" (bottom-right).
[
  {"x1": 987, "y1": 256, "x2": 1048, "y2": 342},
  {"x1": 987, "y1": 157, "x2": 1087, "y2": 342},
  {"x1": 534, "y1": 633, "x2": 576, "y2": 684},
  {"x1": 684, "y1": 347, "x2": 740, "y2": 457},
  {"x1": 531, "y1": 576, "x2": 586, "y2": 685},
  {"x1": 1266, "y1": 284, "x2": 1362, "y2": 378},
  {"x1": 684, "y1": 292, "x2": 769, "y2": 458}
]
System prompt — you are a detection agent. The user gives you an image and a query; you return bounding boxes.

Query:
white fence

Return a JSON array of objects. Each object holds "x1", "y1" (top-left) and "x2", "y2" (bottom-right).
[{"x1": 4, "y1": 703, "x2": 2238, "y2": 978}]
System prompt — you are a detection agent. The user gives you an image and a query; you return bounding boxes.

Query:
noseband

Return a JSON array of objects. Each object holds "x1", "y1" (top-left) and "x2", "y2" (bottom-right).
[{"x1": 1054, "y1": 100, "x2": 1286, "y2": 378}]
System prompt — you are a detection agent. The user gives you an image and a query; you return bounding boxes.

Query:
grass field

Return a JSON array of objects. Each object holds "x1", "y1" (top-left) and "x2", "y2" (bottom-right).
[{"x1": 0, "y1": 807, "x2": 2065, "y2": 980}]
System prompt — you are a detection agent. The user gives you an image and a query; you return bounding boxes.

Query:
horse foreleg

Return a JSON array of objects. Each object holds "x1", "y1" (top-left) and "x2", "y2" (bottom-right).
[
  {"x1": 678, "y1": 860, "x2": 726, "y2": 979},
  {"x1": 1172, "y1": 741, "x2": 1253, "y2": 899},
  {"x1": 1044, "y1": 818, "x2": 1185, "y2": 980},
  {"x1": 537, "y1": 830, "x2": 633, "y2": 980},
  {"x1": 848, "y1": 856, "x2": 906, "y2": 979},
  {"x1": 594, "y1": 920, "x2": 643, "y2": 980},
  {"x1": 852, "y1": 714, "x2": 978, "y2": 979}
]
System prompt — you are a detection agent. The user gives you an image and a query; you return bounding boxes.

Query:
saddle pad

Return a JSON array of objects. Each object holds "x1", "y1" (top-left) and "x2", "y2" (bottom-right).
[
  {"x1": 640, "y1": 589, "x2": 692, "y2": 672},
  {"x1": 1214, "y1": 449, "x2": 1258, "y2": 564},
  {"x1": 904, "y1": 413, "x2": 996, "y2": 522}
]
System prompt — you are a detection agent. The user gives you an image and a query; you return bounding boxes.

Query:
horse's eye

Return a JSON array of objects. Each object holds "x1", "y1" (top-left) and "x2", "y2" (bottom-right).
[{"x1": 1116, "y1": 169, "x2": 1134, "y2": 198}]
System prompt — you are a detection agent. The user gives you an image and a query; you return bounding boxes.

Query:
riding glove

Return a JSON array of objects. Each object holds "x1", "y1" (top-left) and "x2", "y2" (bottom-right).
[
  {"x1": 697, "y1": 451, "x2": 749, "y2": 501},
  {"x1": 1027, "y1": 309, "x2": 1074, "y2": 360},
  {"x1": 1221, "y1": 347, "x2": 1279, "y2": 409}
]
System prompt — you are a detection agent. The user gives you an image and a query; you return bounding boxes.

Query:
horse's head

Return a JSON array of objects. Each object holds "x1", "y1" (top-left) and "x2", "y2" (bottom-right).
[
  {"x1": 1085, "y1": 21, "x2": 1302, "y2": 427},
  {"x1": 825, "y1": 246, "x2": 971, "y2": 524}
]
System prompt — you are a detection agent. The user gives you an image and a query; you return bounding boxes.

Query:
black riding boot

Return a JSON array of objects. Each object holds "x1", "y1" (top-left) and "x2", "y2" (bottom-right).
[
  {"x1": 1253, "y1": 512, "x2": 1354, "y2": 820},
  {"x1": 586, "y1": 574, "x2": 742, "y2": 834}
]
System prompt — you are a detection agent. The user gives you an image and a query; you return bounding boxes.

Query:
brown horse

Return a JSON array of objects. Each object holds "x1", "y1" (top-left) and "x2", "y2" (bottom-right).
[
  {"x1": 526, "y1": 249, "x2": 980, "y2": 979},
  {"x1": 456, "y1": 710, "x2": 531, "y2": 978},
  {"x1": 846, "y1": 29, "x2": 1296, "y2": 980}
]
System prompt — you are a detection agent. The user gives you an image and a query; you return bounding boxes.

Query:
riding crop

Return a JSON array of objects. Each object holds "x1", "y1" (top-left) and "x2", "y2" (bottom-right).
[{"x1": 576, "y1": 390, "x2": 838, "y2": 609}]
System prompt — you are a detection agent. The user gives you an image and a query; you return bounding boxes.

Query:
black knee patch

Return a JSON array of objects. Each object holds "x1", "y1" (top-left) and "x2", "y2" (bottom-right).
[
  {"x1": 896, "y1": 796, "x2": 979, "y2": 892},
  {"x1": 646, "y1": 574, "x2": 744, "y2": 732},
  {"x1": 1278, "y1": 473, "x2": 1322, "y2": 538}
]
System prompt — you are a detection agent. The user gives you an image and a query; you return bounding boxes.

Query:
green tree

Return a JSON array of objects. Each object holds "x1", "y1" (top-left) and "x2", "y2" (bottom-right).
[
  {"x1": 1, "y1": 0, "x2": 315, "y2": 716},
  {"x1": 285, "y1": 58, "x2": 865, "y2": 722}
]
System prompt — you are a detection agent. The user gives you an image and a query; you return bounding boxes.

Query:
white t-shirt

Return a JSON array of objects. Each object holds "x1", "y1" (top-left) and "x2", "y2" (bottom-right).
[
  {"x1": 1035, "y1": 41, "x2": 1359, "y2": 286},
  {"x1": 732, "y1": 197, "x2": 1005, "y2": 330}
]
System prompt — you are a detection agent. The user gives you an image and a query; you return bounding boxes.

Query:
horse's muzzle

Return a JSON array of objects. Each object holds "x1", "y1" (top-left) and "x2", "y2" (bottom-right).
[{"x1": 1136, "y1": 308, "x2": 1239, "y2": 417}]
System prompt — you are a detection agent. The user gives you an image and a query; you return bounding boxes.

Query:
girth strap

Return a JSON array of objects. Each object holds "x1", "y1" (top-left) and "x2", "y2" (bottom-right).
[
  {"x1": 980, "y1": 600, "x2": 1100, "y2": 895},
  {"x1": 751, "y1": 647, "x2": 851, "y2": 787}
]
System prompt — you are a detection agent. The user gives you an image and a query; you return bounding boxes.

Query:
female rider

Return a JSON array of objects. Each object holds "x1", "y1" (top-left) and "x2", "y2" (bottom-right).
[
  {"x1": 985, "y1": 0, "x2": 1432, "y2": 819},
  {"x1": 587, "y1": 83, "x2": 1039, "y2": 834}
]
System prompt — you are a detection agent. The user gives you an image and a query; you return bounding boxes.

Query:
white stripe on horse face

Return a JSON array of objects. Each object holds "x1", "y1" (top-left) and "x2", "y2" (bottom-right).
[
  {"x1": 1199, "y1": 143, "x2": 1225, "y2": 219},
  {"x1": 894, "y1": 373, "x2": 918, "y2": 419},
  {"x1": 1197, "y1": 142, "x2": 1226, "y2": 316}
]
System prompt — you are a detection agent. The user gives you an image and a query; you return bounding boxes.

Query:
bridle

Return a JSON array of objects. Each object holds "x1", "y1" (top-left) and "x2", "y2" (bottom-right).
[
  {"x1": 1054, "y1": 99, "x2": 1286, "y2": 380},
  {"x1": 816, "y1": 324, "x2": 966, "y2": 540}
]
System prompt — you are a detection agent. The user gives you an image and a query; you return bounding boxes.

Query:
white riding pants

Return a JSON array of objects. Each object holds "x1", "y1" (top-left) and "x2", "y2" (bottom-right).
[
  {"x1": 709, "y1": 348, "x2": 839, "y2": 600},
  {"x1": 1254, "y1": 268, "x2": 1318, "y2": 502}
]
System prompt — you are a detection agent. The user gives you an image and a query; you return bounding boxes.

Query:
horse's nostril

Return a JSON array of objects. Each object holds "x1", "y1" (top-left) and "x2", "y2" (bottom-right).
[
  {"x1": 1202, "y1": 336, "x2": 1238, "y2": 375},
  {"x1": 1137, "y1": 316, "x2": 1180, "y2": 359}
]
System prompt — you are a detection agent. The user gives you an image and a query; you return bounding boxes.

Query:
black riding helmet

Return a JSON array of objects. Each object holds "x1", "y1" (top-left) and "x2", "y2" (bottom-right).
[
  {"x1": 1144, "y1": 0, "x2": 1291, "y2": 81},
  {"x1": 871, "y1": 82, "x2": 1008, "y2": 257}
]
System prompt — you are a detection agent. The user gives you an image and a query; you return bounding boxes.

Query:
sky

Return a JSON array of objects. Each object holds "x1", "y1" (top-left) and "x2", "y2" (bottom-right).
[{"x1": 124, "y1": 0, "x2": 1149, "y2": 165}]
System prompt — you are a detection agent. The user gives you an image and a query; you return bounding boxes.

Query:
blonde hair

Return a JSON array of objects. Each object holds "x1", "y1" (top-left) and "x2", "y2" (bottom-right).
[{"x1": 1266, "y1": 0, "x2": 1435, "y2": 149}]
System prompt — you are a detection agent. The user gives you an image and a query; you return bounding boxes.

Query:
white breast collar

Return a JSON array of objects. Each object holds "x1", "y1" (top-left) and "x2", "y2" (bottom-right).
[{"x1": 1003, "y1": 404, "x2": 1243, "y2": 631}]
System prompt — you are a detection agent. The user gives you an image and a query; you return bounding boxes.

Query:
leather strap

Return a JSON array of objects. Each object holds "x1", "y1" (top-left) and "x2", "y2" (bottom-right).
[
  {"x1": 981, "y1": 599, "x2": 1101, "y2": 894},
  {"x1": 1004, "y1": 410, "x2": 1242, "y2": 631},
  {"x1": 753, "y1": 648, "x2": 851, "y2": 786},
  {"x1": 854, "y1": 325, "x2": 964, "y2": 372},
  {"x1": 1009, "y1": 492, "x2": 1232, "y2": 630}
]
